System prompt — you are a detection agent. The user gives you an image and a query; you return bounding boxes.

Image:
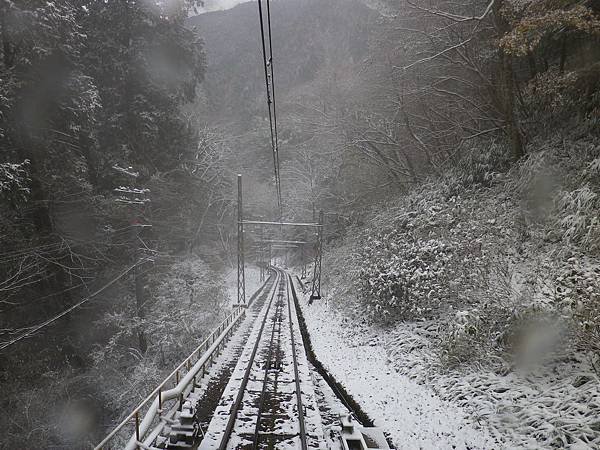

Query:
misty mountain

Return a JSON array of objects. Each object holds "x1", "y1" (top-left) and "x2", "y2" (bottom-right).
[{"x1": 188, "y1": 0, "x2": 377, "y2": 125}]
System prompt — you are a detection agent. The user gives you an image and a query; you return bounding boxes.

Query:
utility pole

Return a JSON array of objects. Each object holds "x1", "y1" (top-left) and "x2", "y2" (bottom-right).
[
  {"x1": 260, "y1": 227, "x2": 265, "y2": 282},
  {"x1": 113, "y1": 164, "x2": 151, "y2": 353},
  {"x1": 237, "y1": 174, "x2": 246, "y2": 305},
  {"x1": 133, "y1": 228, "x2": 148, "y2": 353},
  {"x1": 310, "y1": 210, "x2": 324, "y2": 303}
]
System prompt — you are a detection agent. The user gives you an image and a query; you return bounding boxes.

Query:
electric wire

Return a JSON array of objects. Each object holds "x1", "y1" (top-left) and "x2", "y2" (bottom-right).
[
  {"x1": 265, "y1": 0, "x2": 282, "y2": 217},
  {"x1": 257, "y1": 0, "x2": 283, "y2": 219},
  {"x1": 0, "y1": 261, "x2": 144, "y2": 352},
  {"x1": 0, "y1": 282, "x2": 87, "y2": 314}
]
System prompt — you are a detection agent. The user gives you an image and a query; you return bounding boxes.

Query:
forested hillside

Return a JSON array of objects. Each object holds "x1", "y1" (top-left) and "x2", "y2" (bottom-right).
[
  {"x1": 0, "y1": 1, "x2": 231, "y2": 447},
  {"x1": 188, "y1": 0, "x2": 382, "y2": 225}
]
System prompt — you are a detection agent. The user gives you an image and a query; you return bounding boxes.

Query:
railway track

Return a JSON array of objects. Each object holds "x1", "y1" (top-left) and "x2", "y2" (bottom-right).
[
  {"x1": 199, "y1": 268, "x2": 325, "y2": 450},
  {"x1": 97, "y1": 266, "x2": 388, "y2": 450}
]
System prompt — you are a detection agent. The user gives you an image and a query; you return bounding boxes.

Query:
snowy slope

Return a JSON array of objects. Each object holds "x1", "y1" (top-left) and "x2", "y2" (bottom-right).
[{"x1": 294, "y1": 279, "x2": 509, "y2": 449}]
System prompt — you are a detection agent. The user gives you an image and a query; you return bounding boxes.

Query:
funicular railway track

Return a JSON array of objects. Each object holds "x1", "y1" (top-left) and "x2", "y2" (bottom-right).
[
  {"x1": 200, "y1": 268, "x2": 321, "y2": 450},
  {"x1": 95, "y1": 266, "x2": 389, "y2": 450}
]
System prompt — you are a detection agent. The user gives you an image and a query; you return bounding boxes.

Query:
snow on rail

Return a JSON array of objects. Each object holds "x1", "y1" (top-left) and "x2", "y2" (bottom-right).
[{"x1": 200, "y1": 268, "x2": 326, "y2": 449}]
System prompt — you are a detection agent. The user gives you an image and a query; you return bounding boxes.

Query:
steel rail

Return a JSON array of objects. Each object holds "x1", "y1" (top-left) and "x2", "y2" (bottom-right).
[
  {"x1": 240, "y1": 220, "x2": 322, "y2": 227},
  {"x1": 224, "y1": 269, "x2": 308, "y2": 449},
  {"x1": 257, "y1": 239, "x2": 308, "y2": 244},
  {"x1": 252, "y1": 277, "x2": 284, "y2": 448},
  {"x1": 217, "y1": 270, "x2": 281, "y2": 450},
  {"x1": 286, "y1": 274, "x2": 308, "y2": 450}
]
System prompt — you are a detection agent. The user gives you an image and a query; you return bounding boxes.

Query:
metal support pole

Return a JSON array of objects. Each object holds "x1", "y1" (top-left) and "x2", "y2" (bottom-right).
[
  {"x1": 260, "y1": 227, "x2": 265, "y2": 282},
  {"x1": 237, "y1": 175, "x2": 246, "y2": 305},
  {"x1": 310, "y1": 210, "x2": 324, "y2": 302},
  {"x1": 135, "y1": 412, "x2": 140, "y2": 448},
  {"x1": 301, "y1": 243, "x2": 306, "y2": 279}
]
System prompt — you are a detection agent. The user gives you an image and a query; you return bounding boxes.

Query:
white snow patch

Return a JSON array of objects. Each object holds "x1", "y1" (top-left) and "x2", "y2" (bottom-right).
[{"x1": 295, "y1": 279, "x2": 506, "y2": 450}]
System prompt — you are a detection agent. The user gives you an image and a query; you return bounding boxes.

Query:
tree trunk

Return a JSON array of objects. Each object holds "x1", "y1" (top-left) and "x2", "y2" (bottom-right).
[
  {"x1": 494, "y1": 0, "x2": 525, "y2": 161},
  {"x1": 135, "y1": 260, "x2": 148, "y2": 353},
  {"x1": 559, "y1": 34, "x2": 567, "y2": 74},
  {"x1": 1, "y1": 3, "x2": 15, "y2": 69},
  {"x1": 501, "y1": 52, "x2": 524, "y2": 160}
]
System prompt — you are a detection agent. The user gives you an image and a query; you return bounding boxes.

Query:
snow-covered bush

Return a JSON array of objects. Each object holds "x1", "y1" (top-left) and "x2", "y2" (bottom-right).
[
  {"x1": 89, "y1": 256, "x2": 228, "y2": 430},
  {"x1": 359, "y1": 234, "x2": 454, "y2": 321},
  {"x1": 439, "y1": 300, "x2": 563, "y2": 371},
  {"x1": 321, "y1": 234, "x2": 364, "y2": 317},
  {"x1": 509, "y1": 131, "x2": 600, "y2": 248},
  {"x1": 554, "y1": 256, "x2": 600, "y2": 361},
  {"x1": 356, "y1": 180, "x2": 512, "y2": 322},
  {"x1": 451, "y1": 142, "x2": 511, "y2": 189}
]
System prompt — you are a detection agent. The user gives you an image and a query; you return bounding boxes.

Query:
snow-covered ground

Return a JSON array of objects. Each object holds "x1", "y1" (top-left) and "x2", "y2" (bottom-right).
[
  {"x1": 294, "y1": 279, "x2": 508, "y2": 450},
  {"x1": 386, "y1": 322, "x2": 600, "y2": 449}
]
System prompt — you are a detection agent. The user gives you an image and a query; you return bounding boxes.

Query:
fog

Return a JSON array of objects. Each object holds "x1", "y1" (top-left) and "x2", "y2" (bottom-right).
[{"x1": 1, "y1": 0, "x2": 599, "y2": 448}]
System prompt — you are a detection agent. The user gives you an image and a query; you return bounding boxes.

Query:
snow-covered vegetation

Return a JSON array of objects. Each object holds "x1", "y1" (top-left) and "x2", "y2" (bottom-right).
[
  {"x1": 322, "y1": 120, "x2": 600, "y2": 447},
  {"x1": 1, "y1": 256, "x2": 228, "y2": 448}
]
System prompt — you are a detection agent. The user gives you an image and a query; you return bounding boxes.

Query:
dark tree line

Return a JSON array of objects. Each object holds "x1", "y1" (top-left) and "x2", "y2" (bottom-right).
[
  {"x1": 0, "y1": 0, "x2": 217, "y2": 331},
  {"x1": 0, "y1": 1, "x2": 239, "y2": 446}
]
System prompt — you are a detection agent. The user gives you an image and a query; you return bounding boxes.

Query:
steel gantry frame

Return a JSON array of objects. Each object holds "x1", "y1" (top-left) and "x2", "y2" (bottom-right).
[
  {"x1": 310, "y1": 210, "x2": 324, "y2": 301},
  {"x1": 236, "y1": 175, "x2": 324, "y2": 305}
]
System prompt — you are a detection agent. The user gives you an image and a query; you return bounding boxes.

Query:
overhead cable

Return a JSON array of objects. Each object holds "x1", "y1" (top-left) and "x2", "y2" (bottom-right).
[
  {"x1": 257, "y1": 0, "x2": 282, "y2": 218},
  {"x1": 0, "y1": 261, "x2": 145, "y2": 352}
]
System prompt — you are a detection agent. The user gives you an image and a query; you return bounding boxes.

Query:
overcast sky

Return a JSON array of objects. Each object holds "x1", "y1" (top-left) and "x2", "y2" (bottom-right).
[{"x1": 197, "y1": 0, "x2": 253, "y2": 13}]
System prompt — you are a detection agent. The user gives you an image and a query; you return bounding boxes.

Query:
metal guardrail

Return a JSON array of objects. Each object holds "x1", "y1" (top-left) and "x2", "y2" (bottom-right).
[{"x1": 94, "y1": 305, "x2": 247, "y2": 450}]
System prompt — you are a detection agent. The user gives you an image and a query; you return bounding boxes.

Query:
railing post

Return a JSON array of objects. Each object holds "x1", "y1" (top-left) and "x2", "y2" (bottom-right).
[
  {"x1": 135, "y1": 411, "x2": 140, "y2": 449},
  {"x1": 301, "y1": 242, "x2": 307, "y2": 278}
]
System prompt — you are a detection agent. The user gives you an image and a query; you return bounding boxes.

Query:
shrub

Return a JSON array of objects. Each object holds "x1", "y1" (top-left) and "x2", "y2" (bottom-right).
[
  {"x1": 450, "y1": 141, "x2": 512, "y2": 189},
  {"x1": 554, "y1": 256, "x2": 600, "y2": 363},
  {"x1": 356, "y1": 178, "x2": 513, "y2": 323},
  {"x1": 359, "y1": 235, "x2": 454, "y2": 321},
  {"x1": 438, "y1": 301, "x2": 563, "y2": 371}
]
